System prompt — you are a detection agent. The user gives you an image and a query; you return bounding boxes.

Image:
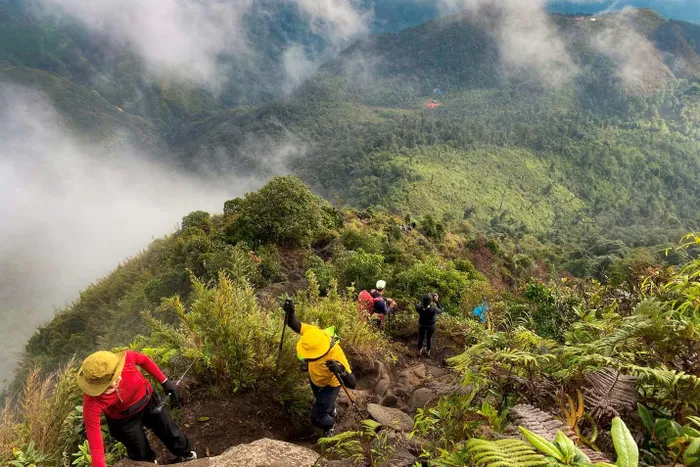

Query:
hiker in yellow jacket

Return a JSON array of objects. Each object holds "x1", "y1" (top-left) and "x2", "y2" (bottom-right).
[{"x1": 282, "y1": 299, "x2": 356, "y2": 436}]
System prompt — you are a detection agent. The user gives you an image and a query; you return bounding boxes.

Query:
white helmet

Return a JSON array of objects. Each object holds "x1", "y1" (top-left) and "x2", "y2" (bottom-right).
[{"x1": 376, "y1": 280, "x2": 387, "y2": 290}]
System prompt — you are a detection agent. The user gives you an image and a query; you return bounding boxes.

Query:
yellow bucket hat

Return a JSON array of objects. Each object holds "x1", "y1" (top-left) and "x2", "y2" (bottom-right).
[
  {"x1": 77, "y1": 351, "x2": 127, "y2": 397},
  {"x1": 297, "y1": 327, "x2": 332, "y2": 360}
]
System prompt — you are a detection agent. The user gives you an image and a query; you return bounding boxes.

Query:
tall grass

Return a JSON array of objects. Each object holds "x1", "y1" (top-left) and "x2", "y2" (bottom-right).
[
  {"x1": 139, "y1": 272, "x2": 389, "y2": 410},
  {"x1": 0, "y1": 360, "x2": 82, "y2": 464}
]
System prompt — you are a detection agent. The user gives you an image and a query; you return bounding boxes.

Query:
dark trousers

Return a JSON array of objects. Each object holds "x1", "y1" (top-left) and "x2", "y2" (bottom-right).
[
  {"x1": 310, "y1": 381, "x2": 341, "y2": 430},
  {"x1": 107, "y1": 393, "x2": 191, "y2": 462},
  {"x1": 418, "y1": 325, "x2": 436, "y2": 351}
]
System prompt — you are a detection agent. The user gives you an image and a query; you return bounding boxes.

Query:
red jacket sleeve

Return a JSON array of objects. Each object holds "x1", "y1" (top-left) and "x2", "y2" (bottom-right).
[
  {"x1": 130, "y1": 351, "x2": 167, "y2": 383},
  {"x1": 83, "y1": 396, "x2": 106, "y2": 467}
]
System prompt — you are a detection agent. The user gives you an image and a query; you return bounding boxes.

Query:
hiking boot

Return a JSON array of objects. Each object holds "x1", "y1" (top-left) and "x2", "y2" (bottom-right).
[
  {"x1": 425, "y1": 349, "x2": 431, "y2": 357},
  {"x1": 419, "y1": 347, "x2": 426, "y2": 356},
  {"x1": 323, "y1": 425, "x2": 337, "y2": 437},
  {"x1": 177, "y1": 451, "x2": 197, "y2": 463}
]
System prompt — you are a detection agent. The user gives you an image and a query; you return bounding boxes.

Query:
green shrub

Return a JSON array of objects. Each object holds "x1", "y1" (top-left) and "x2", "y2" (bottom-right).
[
  {"x1": 0, "y1": 362, "x2": 85, "y2": 466},
  {"x1": 421, "y1": 215, "x2": 446, "y2": 242},
  {"x1": 522, "y1": 281, "x2": 579, "y2": 342},
  {"x1": 144, "y1": 270, "x2": 191, "y2": 304},
  {"x1": 393, "y1": 258, "x2": 470, "y2": 312},
  {"x1": 334, "y1": 249, "x2": 386, "y2": 292},
  {"x1": 181, "y1": 211, "x2": 212, "y2": 234},
  {"x1": 341, "y1": 227, "x2": 385, "y2": 254},
  {"x1": 255, "y1": 245, "x2": 285, "y2": 284},
  {"x1": 304, "y1": 257, "x2": 335, "y2": 296},
  {"x1": 140, "y1": 273, "x2": 307, "y2": 408},
  {"x1": 230, "y1": 176, "x2": 330, "y2": 247}
]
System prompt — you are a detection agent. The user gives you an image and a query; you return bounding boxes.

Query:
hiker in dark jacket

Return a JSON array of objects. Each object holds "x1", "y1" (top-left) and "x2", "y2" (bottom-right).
[{"x1": 416, "y1": 293, "x2": 443, "y2": 357}]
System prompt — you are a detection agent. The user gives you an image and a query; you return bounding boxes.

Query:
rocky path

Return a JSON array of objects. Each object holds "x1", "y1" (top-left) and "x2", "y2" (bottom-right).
[{"x1": 119, "y1": 336, "x2": 461, "y2": 466}]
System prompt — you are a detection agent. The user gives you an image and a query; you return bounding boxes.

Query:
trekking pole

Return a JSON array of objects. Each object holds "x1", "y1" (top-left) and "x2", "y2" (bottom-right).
[
  {"x1": 332, "y1": 371, "x2": 364, "y2": 418},
  {"x1": 275, "y1": 298, "x2": 291, "y2": 376},
  {"x1": 153, "y1": 357, "x2": 199, "y2": 414}
]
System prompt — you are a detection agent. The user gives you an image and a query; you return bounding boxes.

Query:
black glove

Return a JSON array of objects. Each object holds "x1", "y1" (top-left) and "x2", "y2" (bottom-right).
[
  {"x1": 283, "y1": 298, "x2": 295, "y2": 316},
  {"x1": 162, "y1": 379, "x2": 179, "y2": 407},
  {"x1": 326, "y1": 360, "x2": 347, "y2": 376}
]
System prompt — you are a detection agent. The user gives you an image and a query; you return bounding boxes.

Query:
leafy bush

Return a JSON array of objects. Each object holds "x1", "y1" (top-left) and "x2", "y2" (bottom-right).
[
  {"x1": 181, "y1": 210, "x2": 212, "y2": 234},
  {"x1": 333, "y1": 249, "x2": 386, "y2": 292},
  {"x1": 421, "y1": 215, "x2": 446, "y2": 242},
  {"x1": 229, "y1": 176, "x2": 331, "y2": 247},
  {"x1": 141, "y1": 273, "x2": 306, "y2": 408},
  {"x1": 393, "y1": 258, "x2": 471, "y2": 312},
  {"x1": 522, "y1": 282, "x2": 579, "y2": 342},
  {"x1": 341, "y1": 226, "x2": 385, "y2": 254},
  {"x1": 304, "y1": 257, "x2": 335, "y2": 296}
]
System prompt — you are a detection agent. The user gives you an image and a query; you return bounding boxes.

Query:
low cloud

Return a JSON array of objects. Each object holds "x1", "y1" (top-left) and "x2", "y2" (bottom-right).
[
  {"x1": 0, "y1": 83, "x2": 263, "y2": 381},
  {"x1": 437, "y1": 0, "x2": 578, "y2": 86},
  {"x1": 38, "y1": 0, "x2": 374, "y2": 91},
  {"x1": 39, "y1": 0, "x2": 254, "y2": 88},
  {"x1": 281, "y1": 0, "x2": 372, "y2": 90}
]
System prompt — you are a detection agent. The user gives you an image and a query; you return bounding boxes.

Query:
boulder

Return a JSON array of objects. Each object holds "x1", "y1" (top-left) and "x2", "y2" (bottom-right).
[
  {"x1": 395, "y1": 364, "x2": 427, "y2": 397},
  {"x1": 214, "y1": 438, "x2": 319, "y2": 466},
  {"x1": 408, "y1": 388, "x2": 437, "y2": 411},
  {"x1": 373, "y1": 360, "x2": 392, "y2": 396},
  {"x1": 117, "y1": 439, "x2": 319, "y2": 467},
  {"x1": 366, "y1": 403, "x2": 414, "y2": 432},
  {"x1": 426, "y1": 365, "x2": 448, "y2": 378}
]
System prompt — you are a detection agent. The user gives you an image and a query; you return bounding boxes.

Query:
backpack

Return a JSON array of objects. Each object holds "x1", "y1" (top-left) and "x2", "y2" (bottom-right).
[
  {"x1": 357, "y1": 290, "x2": 374, "y2": 314},
  {"x1": 357, "y1": 290, "x2": 385, "y2": 319}
]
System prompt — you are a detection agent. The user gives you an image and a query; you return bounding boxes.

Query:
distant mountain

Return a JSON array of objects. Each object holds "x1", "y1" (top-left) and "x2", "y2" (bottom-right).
[{"x1": 549, "y1": 1, "x2": 700, "y2": 24}]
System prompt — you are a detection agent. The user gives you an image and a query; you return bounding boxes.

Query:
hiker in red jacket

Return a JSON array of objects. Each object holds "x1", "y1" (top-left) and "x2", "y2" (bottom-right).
[{"x1": 77, "y1": 350, "x2": 196, "y2": 466}]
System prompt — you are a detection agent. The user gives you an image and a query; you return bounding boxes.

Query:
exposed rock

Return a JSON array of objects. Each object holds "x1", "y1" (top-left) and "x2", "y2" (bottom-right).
[
  {"x1": 217, "y1": 438, "x2": 319, "y2": 466},
  {"x1": 337, "y1": 388, "x2": 369, "y2": 411},
  {"x1": 408, "y1": 388, "x2": 437, "y2": 411},
  {"x1": 375, "y1": 379, "x2": 391, "y2": 397},
  {"x1": 373, "y1": 360, "x2": 392, "y2": 396},
  {"x1": 367, "y1": 403, "x2": 414, "y2": 432},
  {"x1": 380, "y1": 393, "x2": 399, "y2": 407},
  {"x1": 387, "y1": 451, "x2": 418, "y2": 467},
  {"x1": 394, "y1": 364, "x2": 427, "y2": 397},
  {"x1": 426, "y1": 365, "x2": 448, "y2": 378},
  {"x1": 116, "y1": 439, "x2": 319, "y2": 467}
]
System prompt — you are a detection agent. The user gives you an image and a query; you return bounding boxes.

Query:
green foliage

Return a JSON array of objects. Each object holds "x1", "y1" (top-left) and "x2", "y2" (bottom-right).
[
  {"x1": 611, "y1": 417, "x2": 638, "y2": 467},
  {"x1": 412, "y1": 392, "x2": 482, "y2": 453},
  {"x1": 523, "y1": 282, "x2": 580, "y2": 343},
  {"x1": 465, "y1": 438, "x2": 547, "y2": 466},
  {"x1": 8, "y1": 442, "x2": 49, "y2": 467},
  {"x1": 392, "y1": 258, "x2": 472, "y2": 313},
  {"x1": 70, "y1": 440, "x2": 91, "y2": 467},
  {"x1": 318, "y1": 419, "x2": 395, "y2": 467},
  {"x1": 181, "y1": 211, "x2": 212, "y2": 234},
  {"x1": 333, "y1": 249, "x2": 386, "y2": 292},
  {"x1": 141, "y1": 273, "x2": 305, "y2": 404},
  {"x1": 420, "y1": 215, "x2": 446, "y2": 243},
  {"x1": 342, "y1": 226, "x2": 386, "y2": 254},
  {"x1": 229, "y1": 176, "x2": 331, "y2": 247}
]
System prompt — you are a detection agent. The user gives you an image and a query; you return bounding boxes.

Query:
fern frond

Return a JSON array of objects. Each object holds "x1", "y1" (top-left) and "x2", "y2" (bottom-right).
[
  {"x1": 466, "y1": 438, "x2": 547, "y2": 466},
  {"x1": 509, "y1": 404, "x2": 576, "y2": 440},
  {"x1": 584, "y1": 368, "x2": 637, "y2": 419}
]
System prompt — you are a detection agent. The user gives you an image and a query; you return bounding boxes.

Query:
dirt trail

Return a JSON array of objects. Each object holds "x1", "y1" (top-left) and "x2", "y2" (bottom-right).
[{"x1": 151, "y1": 331, "x2": 461, "y2": 464}]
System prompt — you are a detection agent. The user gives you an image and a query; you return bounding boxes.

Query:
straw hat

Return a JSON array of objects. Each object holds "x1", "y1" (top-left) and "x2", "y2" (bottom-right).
[
  {"x1": 297, "y1": 327, "x2": 332, "y2": 360},
  {"x1": 77, "y1": 351, "x2": 127, "y2": 397}
]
